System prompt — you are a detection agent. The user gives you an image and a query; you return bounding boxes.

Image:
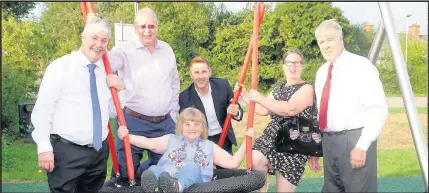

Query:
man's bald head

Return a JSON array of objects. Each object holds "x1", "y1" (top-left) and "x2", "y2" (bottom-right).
[{"x1": 134, "y1": 7, "x2": 158, "y2": 26}]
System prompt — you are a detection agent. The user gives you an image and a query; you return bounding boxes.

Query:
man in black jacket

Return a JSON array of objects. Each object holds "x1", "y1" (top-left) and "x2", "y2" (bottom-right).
[{"x1": 179, "y1": 56, "x2": 244, "y2": 158}]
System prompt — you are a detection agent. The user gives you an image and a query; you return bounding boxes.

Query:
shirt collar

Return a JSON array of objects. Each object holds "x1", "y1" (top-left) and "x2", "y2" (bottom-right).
[
  {"x1": 179, "y1": 135, "x2": 203, "y2": 144},
  {"x1": 133, "y1": 36, "x2": 161, "y2": 50},
  {"x1": 331, "y1": 48, "x2": 349, "y2": 67},
  {"x1": 195, "y1": 83, "x2": 212, "y2": 97},
  {"x1": 78, "y1": 48, "x2": 104, "y2": 68}
]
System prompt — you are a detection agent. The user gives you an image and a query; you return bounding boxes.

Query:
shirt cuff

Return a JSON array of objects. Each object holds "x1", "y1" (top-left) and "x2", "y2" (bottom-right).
[
  {"x1": 355, "y1": 137, "x2": 372, "y2": 152},
  {"x1": 233, "y1": 110, "x2": 241, "y2": 120},
  {"x1": 37, "y1": 140, "x2": 53, "y2": 155}
]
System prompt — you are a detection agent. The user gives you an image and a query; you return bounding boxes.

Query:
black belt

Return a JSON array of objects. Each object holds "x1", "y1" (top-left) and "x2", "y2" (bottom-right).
[
  {"x1": 323, "y1": 127, "x2": 364, "y2": 136},
  {"x1": 124, "y1": 107, "x2": 169, "y2": 123},
  {"x1": 50, "y1": 134, "x2": 94, "y2": 148}
]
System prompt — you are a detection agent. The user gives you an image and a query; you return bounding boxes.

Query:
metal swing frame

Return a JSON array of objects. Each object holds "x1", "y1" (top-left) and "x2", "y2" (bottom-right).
[
  {"x1": 371, "y1": 3, "x2": 428, "y2": 190},
  {"x1": 80, "y1": 2, "x2": 428, "y2": 191}
]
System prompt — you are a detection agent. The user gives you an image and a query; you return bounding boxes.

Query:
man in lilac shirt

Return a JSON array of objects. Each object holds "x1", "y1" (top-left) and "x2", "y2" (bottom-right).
[{"x1": 108, "y1": 7, "x2": 180, "y2": 185}]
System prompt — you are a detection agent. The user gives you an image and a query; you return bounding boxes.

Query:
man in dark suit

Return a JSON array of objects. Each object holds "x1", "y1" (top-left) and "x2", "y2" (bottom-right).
[{"x1": 179, "y1": 56, "x2": 244, "y2": 158}]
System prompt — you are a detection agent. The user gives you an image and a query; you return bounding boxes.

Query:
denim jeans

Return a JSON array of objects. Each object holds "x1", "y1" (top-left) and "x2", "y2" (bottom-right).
[
  {"x1": 148, "y1": 164, "x2": 203, "y2": 191},
  {"x1": 112, "y1": 113, "x2": 175, "y2": 179}
]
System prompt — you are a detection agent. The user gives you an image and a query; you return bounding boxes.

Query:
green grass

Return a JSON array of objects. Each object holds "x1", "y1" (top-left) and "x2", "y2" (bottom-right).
[
  {"x1": 232, "y1": 145, "x2": 424, "y2": 179},
  {"x1": 389, "y1": 107, "x2": 427, "y2": 114},
  {"x1": 2, "y1": 115, "x2": 426, "y2": 183},
  {"x1": 3, "y1": 139, "x2": 423, "y2": 183}
]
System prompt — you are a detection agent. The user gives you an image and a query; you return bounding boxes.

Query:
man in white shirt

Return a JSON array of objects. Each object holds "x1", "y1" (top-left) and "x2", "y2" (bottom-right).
[
  {"x1": 310, "y1": 19, "x2": 388, "y2": 192},
  {"x1": 31, "y1": 16, "x2": 124, "y2": 193},
  {"x1": 179, "y1": 56, "x2": 243, "y2": 169}
]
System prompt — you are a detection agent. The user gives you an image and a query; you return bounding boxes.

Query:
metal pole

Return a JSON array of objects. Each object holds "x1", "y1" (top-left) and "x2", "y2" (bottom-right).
[
  {"x1": 368, "y1": 21, "x2": 386, "y2": 65},
  {"x1": 120, "y1": 20, "x2": 123, "y2": 43},
  {"x1": 379, "y1": 2, "x2": 428, "y2": 190},
  {"x1": 135, "y1": 2, "x2": 138, "y2": 16}
]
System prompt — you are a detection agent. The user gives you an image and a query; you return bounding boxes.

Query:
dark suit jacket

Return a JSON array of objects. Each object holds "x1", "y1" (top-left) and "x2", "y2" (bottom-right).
[{"x1": 179, "y1": 77, "x2": 243, "y2": 145}]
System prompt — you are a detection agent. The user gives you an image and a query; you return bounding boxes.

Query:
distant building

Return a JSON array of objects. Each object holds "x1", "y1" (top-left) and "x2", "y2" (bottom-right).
[
  {"x1": 363, "y1": 22, "x2": 375, "y2": 33},
  {"x1": 409, "y1": 23, "x2": 420, "y2": 40},
  {"x1": 363, "y1": 22, "x2": 427, "y2": 65}
]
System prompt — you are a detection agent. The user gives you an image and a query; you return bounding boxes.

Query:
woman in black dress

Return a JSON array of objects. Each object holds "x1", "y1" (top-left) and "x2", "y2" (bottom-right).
[{"x1": 236, "y1": 49, "x2": 321, "y2": 192}]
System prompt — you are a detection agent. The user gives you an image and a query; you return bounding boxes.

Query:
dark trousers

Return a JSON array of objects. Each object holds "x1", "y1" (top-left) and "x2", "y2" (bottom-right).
[
  {"x1": 322, "y1": 128, "x2": 378, "y2": 192},
  {"x1": 48, "y1": 136, "x2": 109, "y2": 193},
  {"x1": 112, "y1": 112, "x2": 175, "y2": 181},
  {"x1": 208, "y1": 133, "x2": 233, "y2": 169}
]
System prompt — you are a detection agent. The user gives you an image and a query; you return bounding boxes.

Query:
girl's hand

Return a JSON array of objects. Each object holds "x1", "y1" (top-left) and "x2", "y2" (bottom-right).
[{"x1": 117, "y1": 126, "x2": 129, "y2": 140}]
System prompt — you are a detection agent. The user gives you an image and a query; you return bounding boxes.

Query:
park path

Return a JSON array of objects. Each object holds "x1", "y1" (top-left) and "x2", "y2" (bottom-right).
[{"x1": 386, "y1": 97, "x2": 427, "y2": 107}]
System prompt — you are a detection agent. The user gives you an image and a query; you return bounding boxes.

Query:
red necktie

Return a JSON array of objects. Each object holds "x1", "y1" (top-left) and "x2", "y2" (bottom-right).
[{"x1": 319, "y1": 63, "x2": 333, "y2": 132}]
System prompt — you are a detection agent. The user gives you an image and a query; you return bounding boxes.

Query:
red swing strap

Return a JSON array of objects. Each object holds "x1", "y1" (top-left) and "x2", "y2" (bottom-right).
[{"x1": 217, "y1": 3, "x2": 265, "y2": 169}]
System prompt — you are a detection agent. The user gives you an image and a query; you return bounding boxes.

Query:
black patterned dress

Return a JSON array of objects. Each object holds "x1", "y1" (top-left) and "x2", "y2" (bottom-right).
[{"x1": 252, "y1": 81, "x2": 318, "y2": 186}]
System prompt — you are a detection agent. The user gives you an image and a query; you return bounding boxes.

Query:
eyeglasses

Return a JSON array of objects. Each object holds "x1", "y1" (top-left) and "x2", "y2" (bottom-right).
[
  {"x1": 138, "y1": 24, "x2": 156, "y2": 30},
  {"x1": 284, "y1": 60, "x2": 303, "y2": 67}
]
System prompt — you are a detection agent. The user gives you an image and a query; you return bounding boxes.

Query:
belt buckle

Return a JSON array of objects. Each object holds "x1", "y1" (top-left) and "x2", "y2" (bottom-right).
[{"x1": 87, "y1": 143, "x2": 93, "y2": 148}]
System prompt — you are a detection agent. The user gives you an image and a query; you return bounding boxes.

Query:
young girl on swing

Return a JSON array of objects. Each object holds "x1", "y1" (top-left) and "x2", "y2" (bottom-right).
[{"x1": 117, "y1": 107, "x2": 253, "y2": 192}]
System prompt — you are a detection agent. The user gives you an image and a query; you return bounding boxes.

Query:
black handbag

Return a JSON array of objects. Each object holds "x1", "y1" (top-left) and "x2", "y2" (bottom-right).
[{"x1": 274, "y1": 105, "x2": 323, "y2": 157}]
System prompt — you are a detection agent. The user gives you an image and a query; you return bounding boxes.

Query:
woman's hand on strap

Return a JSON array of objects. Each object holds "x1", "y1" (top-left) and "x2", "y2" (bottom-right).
[
  {"x1": 245, "y1": 127, "x2": 254, "y2": 138},
  {"x1": 234, "y1": 83, "x2": 250, "y2": 104}
]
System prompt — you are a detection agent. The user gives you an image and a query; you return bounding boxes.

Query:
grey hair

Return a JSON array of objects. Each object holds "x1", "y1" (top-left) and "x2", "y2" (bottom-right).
[
  {"x1": 82, "y1": 16, "x2": 112, "y2": 38},
  {"x1": 283, "y1": 49, "x2": 305, "y2": 64},
  {"x1": 134, "y1": 7, "x2": 158, "y2": 25},
  {"x1": 315, "y1": 19, "x2": 343, "y2": 37}
]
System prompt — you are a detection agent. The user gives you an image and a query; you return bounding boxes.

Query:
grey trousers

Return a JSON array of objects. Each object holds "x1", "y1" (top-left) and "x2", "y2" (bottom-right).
[{"x1": 322, "y1": 128, "x2": 377, "y2": 192}]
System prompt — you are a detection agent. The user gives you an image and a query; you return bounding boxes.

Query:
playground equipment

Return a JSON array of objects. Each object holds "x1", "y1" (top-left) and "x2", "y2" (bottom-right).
[
  {"x1": 78, "y1": 2, "x2": 267, "y2": 192},
  {"x1": 14, "y1": 1, "x2": 423, "y2": 192},
  {"x1": 374, "y1": 3, "x2": 427, "y2": 189}
]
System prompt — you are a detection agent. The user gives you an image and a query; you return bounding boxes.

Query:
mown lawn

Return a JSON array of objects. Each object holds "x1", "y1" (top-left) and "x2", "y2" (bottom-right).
[
  {"x1": 2, "y1": 110, "x2": 427, "y2": 182},
  {"x1": 1, "y1": 140, "x2": 424, "y2": 182}
]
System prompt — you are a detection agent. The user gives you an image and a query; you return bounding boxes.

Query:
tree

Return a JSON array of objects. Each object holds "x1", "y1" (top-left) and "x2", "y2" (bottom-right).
[
  {"x1": 1, "y1": 2, "x2": 36, "y2": 20},
  {"x1": 379, "y1": 34, "x2": 428, "y2": 96},
  {"x1": 39, "y1": 2, "x2": 83, "y2": 60},
  {"x1": 204, "y1": 2, "x2": 232, "y2": 50},
  {"x1": 2, "y1": 14, "x2": 51, "y2": 135},
  {"x1": 206, "y1": 8, "x2": 255, "y2": 88},
  {"x1": 206, "y1": 2, "x2": 359, "y2": 92}
]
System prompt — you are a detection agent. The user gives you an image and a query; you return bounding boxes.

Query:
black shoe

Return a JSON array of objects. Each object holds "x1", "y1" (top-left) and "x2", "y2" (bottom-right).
[
  {"x1": 114, "y1": 177, "x2": 130, "y2": 187},
  {"x1": 159, "y1": 172, "x2": 180, "y2": 193},
  {"x1": 141, "y1": 170, "x2": 159, "y2": 192},
  {"x1": 103, "y1": 177, "x2": 120, "y2": 188}
]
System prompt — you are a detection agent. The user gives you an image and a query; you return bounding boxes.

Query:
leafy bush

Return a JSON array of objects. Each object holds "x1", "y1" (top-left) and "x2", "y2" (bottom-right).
[
  {"x1": 1, "y1": 11, "x2": 51, "y2": 136},
  {"x1": 378, "y1": 35, "x2": 428, "y2": 96}
]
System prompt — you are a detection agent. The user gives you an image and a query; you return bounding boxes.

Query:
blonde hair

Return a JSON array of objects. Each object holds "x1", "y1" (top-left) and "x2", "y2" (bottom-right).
[
  {"x1": 315, "y1": 19, "x2": 343, "y2": 37},
  {"x1": 175, "y1": 107, "x2": 208, "y2": 140}
]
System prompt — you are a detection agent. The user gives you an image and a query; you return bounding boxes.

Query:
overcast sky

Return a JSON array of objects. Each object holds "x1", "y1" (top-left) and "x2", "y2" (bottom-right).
[{"x1": 29, "y1": 2, "x2": 428, "y2": 35}]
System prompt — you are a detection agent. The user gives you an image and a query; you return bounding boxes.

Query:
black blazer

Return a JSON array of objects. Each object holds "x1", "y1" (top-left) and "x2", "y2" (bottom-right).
[{"x1": 179, "y1": 77, "x2": 243, "y2": 145}]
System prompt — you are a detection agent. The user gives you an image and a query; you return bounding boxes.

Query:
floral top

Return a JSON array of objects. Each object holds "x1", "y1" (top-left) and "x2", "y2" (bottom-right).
[{"x1": 157, "y1": 134, "x2": 215, "y2": 182}]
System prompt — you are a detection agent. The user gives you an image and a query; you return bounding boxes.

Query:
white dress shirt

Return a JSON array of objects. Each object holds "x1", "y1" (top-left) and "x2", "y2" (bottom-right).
[
  {"x1": 315, "y1": 49, "x2": 388, "y2": 151},
  {"x1": 195, "y1": 84, "x2": 241, "y2": 136},
  {"x1": 31, "y1": 49, "x2": 111, "y2": 154}
]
